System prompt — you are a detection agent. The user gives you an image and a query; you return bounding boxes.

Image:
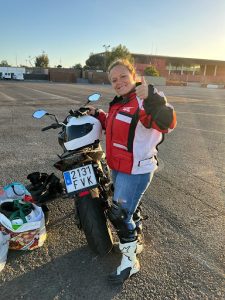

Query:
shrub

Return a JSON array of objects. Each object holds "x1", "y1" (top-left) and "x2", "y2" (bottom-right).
[{"x1": 144, "y1": 65, "x2": 159, "y2": 77}]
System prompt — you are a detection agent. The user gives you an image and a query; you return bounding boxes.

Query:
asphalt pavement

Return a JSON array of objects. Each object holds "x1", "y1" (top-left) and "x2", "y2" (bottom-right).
[{"x1": 0, "y1": 81, "x2": 224, "y2": 299}]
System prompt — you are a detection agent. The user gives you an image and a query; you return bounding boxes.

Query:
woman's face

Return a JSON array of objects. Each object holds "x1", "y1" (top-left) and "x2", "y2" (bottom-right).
[{"x1": 109, "y1": 65, "x2": 136, "y2": 96}]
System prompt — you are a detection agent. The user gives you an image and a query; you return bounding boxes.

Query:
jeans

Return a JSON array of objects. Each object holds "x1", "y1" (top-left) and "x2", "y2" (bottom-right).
[{"x1": 111, "y1": 170, "x2": 154, "y2": 233}]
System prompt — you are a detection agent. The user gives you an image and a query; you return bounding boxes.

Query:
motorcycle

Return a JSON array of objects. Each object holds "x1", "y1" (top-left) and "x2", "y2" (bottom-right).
[{"x1": 32, "y1": 93, "x2": 114, "y2": 256}]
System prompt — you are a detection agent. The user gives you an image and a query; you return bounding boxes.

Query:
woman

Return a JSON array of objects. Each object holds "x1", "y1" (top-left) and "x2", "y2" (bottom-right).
[{"x1": 88, "y1": 59, "x2": 176, "y2": 284}]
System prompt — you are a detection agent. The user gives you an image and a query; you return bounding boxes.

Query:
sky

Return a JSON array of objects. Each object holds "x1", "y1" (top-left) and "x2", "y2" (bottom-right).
[{"x1": 1, "y1": 0, "x2": 225, "y2": 67}]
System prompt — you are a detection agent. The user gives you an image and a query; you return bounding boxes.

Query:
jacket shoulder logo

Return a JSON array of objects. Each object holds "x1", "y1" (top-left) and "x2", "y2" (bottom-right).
[{"x1": 122, "y1": 107, "x2": 134, "y2": 112}]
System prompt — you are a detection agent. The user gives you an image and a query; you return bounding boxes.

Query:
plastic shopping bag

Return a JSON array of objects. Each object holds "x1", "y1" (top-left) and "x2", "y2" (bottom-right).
[
  {"x1": 0, "y1": 182, "x2": 33, "y2": 203},
  {"x1": 0, "y1": 199, "x2": 47, "y2": 250},
  {"x1": 0, "y1": 231, "x2": 10, "y2": 272}
]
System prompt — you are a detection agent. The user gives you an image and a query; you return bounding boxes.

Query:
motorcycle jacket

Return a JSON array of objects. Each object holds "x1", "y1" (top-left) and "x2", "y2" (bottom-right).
[{"x1": 97, "y1": 84, "x2": 177, "y2": 174}]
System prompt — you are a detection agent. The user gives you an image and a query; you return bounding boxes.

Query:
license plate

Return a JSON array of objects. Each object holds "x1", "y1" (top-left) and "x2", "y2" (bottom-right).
[{"x1": 63, "y1": 164, "x2": 97, "y2": 193}]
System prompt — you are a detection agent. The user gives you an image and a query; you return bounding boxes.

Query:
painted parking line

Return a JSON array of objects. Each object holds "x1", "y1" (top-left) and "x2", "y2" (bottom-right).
[
  {"x1": 169, "y1": 96, "x2": 225, "y2": 105},
  {"x1": 0, "y1": 91, "x2": 16, "y2": 101},
  {"x1": 19, "y1": 86, "x2": 80, "y2": 103},
  {"x1": 176, "y1": 111, "x2": 225, "y2": 117},
  {"x1": 23, "y1": 87, "x2": 71, "y2": 99},
  {"x1": 175, "y1": 102, "x2": 225, "y2": 108},
  {"x1": 178, "y1": 126, "x2": 225, "y2": 135}
]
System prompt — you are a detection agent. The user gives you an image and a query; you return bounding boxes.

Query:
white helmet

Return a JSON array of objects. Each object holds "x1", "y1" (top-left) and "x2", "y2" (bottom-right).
[{"x1": 64, "y1": 115, "x2": 102, "y2": 151}]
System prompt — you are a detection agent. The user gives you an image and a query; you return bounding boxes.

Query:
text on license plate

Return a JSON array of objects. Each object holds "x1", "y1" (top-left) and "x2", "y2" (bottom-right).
[{"x1": 63, "y1": 164, "x2": 97, "y2": 193}]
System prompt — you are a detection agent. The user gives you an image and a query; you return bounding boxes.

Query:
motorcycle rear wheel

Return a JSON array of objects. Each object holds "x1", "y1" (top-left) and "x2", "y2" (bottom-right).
[{"x1": 77, "y1": 193, "x2": 113, "y2": 256}]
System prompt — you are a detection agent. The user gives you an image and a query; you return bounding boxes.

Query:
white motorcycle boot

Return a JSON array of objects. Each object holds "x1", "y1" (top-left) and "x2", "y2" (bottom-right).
[
  {"x1": 108, "y1": 240, "x2": 140, "y2": 284},
  {"x1": 113, "y1": 226, "x2": 144, "y2": 255},
  {"x1": 113, "y1": 237, "x2": 143, "y2": 254}
]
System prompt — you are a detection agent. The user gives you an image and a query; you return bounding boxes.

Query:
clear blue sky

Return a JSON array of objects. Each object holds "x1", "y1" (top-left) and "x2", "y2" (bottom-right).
[{"x1": 1, "y1": 0, "x2": 225, "y2": 67}]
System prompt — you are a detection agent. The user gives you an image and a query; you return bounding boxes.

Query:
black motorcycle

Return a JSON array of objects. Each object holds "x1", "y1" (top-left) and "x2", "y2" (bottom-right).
[{"x1": 32, "y1": 93, "x2": 113, "y2": 256}]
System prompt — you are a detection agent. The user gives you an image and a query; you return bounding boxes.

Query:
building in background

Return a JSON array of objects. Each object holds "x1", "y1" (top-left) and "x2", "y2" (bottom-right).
[
  {"x1": 0, "y1": 67, "x2": 25, "y2": 80},
  {"x1": 2, "y1": 54, "x2": 225, "y2": 86},
  {"x1": 133, "y1": 54, "x2": 225, "y2": 84}
]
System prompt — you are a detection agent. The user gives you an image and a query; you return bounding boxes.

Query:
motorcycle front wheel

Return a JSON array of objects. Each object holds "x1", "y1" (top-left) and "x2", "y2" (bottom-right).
[{"x1": 77, "y1": 193, "x2": 113, "y2": 256}]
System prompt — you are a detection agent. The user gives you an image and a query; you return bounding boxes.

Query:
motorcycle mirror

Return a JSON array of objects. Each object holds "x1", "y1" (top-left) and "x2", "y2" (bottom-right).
[
  {"x1": 32, "y1": 110, "x2": 48, "y2": 119},
  {"x1": 88, "y1": 93, "x2": 101, "y2": 102}
]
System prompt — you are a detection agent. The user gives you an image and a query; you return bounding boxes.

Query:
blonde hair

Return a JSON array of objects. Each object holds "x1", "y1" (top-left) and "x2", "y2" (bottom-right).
[{"x1": 108, "y1": 59, "x2": 136, "y2": 77}]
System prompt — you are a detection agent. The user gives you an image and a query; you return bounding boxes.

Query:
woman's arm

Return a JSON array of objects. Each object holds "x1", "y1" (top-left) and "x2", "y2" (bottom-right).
[{"x1": 139, "y1": 84, "x2": 177, "y2": 133}]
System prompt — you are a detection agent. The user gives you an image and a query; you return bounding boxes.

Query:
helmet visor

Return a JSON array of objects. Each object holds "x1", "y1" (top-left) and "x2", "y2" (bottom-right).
[{"x1": 66, "y1": 124, "x2": 94, "y2": 141}]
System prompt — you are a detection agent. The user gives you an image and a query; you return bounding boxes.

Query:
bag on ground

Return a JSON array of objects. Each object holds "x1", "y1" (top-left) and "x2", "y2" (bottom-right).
[
  {"x1": 0, "y1": 231, "x2": 10, "y2": 272},
  {"x1": 0, "y1": 199, "x2": 47, "y2": 250},
  {"x1": 0, "y1": 182, "x2": 33, "y2": 203}
]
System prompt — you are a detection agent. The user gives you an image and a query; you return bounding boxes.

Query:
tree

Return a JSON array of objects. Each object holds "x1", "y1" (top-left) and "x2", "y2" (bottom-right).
[
  {"x1": 73, "y1": 63, "x2": 82, "y2": 69},
  {"x1": 85, "y1": 44, "x2": 133, "y2": 71},
  {"x1": 0, "y1": 60, "x2": 10, "y2": 67},
  {"x1": 85, "y1": 54, "x2": 104, "y2": 70},
  {"x1": 107, "y1": 44, "x2": 134, "y2": 67},
  {"x1": 35, "y1": 54, "x2": 49, "y2": 68},
  {"x1": 57, "y1": 65, "x2": 62, "y2": 68},
  {"x1": 144, "y1": 65, "x2": 159, "y2": 77},
  {"x1": 83, "y1": 65, "x2": 90, "y2": 71}
]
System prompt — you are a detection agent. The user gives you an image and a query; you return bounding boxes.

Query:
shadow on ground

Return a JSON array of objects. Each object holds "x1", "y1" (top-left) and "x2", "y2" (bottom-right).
[{"x1": 1, "y1": 246, "x2": 123, "y2": 300}]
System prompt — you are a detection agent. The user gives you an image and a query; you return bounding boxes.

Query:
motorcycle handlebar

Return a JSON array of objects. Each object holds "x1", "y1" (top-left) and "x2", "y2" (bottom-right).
[
  {"x1": 41, "y1": 123, "x2": 61, "y2": 131},
  {"x1": 79, "y1": 107, "x2": 90, "y2": 113},
  {"x1": 41, "y1": 106, "x2": 92, "y2": 132},
  {"x1": 41, "y1": 125, "x2": 54, "y2": 131},
  {"x1": 69, "y1": 107, "x2": 90, "y2": 117}
]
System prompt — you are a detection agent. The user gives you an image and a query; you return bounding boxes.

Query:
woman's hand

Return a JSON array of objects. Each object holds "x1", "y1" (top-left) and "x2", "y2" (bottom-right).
[
  {"x1": 135, "y1": 76, "x2": 148, "y2": 100},
  {"x1": 85, "y1": 106, "x2": 97, "y2": 116}
]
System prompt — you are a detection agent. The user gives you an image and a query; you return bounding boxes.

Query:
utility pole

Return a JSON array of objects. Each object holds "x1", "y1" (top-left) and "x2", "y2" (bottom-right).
[{"x1": 102, "y1": 44, "x2": 110, "y2": 71}]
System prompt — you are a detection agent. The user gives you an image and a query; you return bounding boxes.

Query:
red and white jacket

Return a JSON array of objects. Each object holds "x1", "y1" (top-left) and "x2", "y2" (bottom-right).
[{"x1": 97, "y1": 85, "x2": 177, "y2": 174}]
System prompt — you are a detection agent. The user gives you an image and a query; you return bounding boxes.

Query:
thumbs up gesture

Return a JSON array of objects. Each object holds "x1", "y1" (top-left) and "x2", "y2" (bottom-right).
[{"x1": 135, "y1": 76, "x2": 148, "y2": 100}]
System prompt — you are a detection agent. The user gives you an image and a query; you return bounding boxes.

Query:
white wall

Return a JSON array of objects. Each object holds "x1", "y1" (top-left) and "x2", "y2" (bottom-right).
[
  {"x1": 144, "y1": 76, "x2": 166, "y2": 86},
  {"x1": 0, "y1": 67, "x2": 25, "y2": 80}
]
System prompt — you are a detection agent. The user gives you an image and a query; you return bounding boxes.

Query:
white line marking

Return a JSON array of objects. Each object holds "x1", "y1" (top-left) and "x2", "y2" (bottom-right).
[
  {"x1": 169, "y1": 96, "x2": 225, "y2": 107},
  {"x1": 0, "y1": 91, "x2": 16, "y2": 101},
  {"x1": 178, "y1": 126, "x2": 225, "y2": 135},
  {"x1": 176, "y1": 111, "x2": 225, "y2": 117},
  {"x1": 19, "y1": 86, "x2": 80, "y2": 103},
  {"x1": 176, "y1": 102, "x2": 225, "y2": 108},
  {"x1": 23, "y1": 87, "x2": 69, "y2": 100}
]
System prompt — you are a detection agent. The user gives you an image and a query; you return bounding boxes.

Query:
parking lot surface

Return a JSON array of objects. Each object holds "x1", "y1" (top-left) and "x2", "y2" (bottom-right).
[{"x1": 0, "y1": 81, "x2": 224, "y2": 299}]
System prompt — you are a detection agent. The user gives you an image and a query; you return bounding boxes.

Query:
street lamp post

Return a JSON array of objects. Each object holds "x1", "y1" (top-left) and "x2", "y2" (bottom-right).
[{"x1": 102, "y1": 44, "x2": 110, "y2": 71}]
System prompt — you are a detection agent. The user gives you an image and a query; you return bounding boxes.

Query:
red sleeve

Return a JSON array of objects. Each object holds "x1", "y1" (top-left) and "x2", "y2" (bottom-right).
[
  {"x1": 97, "y1": 109, "x2": 107, "y2": 130},
  {"x1": 139, "y1": 105, "x2": 177, "y2": 133}
]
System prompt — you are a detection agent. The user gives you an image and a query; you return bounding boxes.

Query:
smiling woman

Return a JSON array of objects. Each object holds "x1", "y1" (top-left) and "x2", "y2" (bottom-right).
[
  {"x1": 108, "y1": 60, "x2": 136, "y2": 96},
  {"x1": 86, "y1": 58, "x2": 177, "y2": 284},
  {"x1": 108, "y1": 65, "x2": 135, "y2": 96}
]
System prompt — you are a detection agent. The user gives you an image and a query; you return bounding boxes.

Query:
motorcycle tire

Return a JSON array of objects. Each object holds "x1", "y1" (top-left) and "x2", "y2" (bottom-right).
[{"x1": 77, "y1": 194, "x2": 113, "y2": 257}]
